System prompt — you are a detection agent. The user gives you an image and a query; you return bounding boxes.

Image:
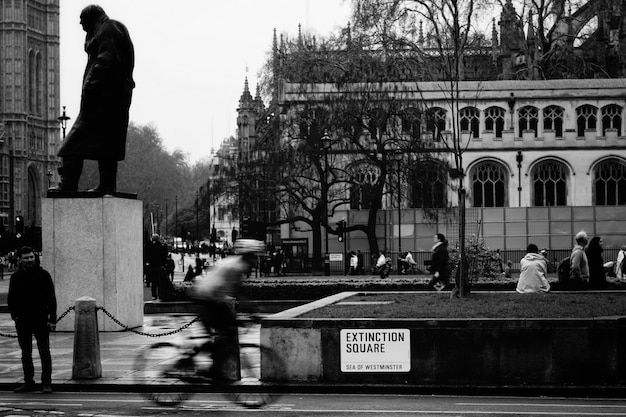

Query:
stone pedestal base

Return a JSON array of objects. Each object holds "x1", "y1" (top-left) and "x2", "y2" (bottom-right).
[{"x1": 42, "y1": 195, "x2": 143, "y2": 331}]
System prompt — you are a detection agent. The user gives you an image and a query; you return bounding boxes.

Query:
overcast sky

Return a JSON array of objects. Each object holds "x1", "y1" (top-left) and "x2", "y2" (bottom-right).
[{"x1": 59, "y1": 1, "x2": 351, "y2": 163}]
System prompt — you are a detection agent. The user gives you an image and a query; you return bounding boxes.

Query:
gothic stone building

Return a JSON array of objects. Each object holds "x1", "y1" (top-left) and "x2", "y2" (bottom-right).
[
  {"x1": 0, "y1": 0, "x2": 60, "y2": 242},
  {"x1": 239, "y1": 1, "x2": 626, "y2": 261}
]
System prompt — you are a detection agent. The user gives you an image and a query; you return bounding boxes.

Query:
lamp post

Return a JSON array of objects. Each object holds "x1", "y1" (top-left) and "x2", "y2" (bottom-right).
[
  {"x1": 165, "y1": 198, "x2": 168, "y2": 243},
  {"x1": 195, "y1": 191, "x2": 199, "y2": 255},
  {"x1": 321, "y1": 130, "x2": 332, "y2": 276},
  {"x1": 175, "y1": 195, "x2": 178, "y2": 249},
  {"x1": 516, "y1": 151, "x2": 523, "y2": 207},
  {"x1": 391, "y1": 152, "x2": 403, "y2": 266},
  {"x1": 57, "y1": 106, "x2": 70, "y2": 139}
]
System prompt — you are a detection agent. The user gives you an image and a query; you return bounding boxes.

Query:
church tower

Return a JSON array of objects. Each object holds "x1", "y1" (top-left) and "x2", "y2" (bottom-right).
[{"x1": 0, "y1": 0, "x2": 61, "y2": 241}]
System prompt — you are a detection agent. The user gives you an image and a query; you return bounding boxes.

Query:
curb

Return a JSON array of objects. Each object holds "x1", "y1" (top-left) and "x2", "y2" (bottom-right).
[{"x1": 1, "y1": 382, "x2": 625, "y2": 398}]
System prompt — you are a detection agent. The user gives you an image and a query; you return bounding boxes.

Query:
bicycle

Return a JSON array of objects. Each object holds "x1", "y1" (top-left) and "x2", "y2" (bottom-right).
[{"x1": 133, "y1": 316, "x2": 285, "y2": 408}]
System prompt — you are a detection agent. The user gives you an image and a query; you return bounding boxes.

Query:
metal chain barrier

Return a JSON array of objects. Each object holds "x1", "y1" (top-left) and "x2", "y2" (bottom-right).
[
  {"x1": 1, "y1": 305, "x2": 199, "y2": 338},
  {"x1": 97, "y1": 306, "x2": 200, "y2": 337}
]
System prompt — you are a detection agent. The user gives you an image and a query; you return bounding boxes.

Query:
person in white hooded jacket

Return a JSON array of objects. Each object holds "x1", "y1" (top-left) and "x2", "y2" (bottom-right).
[{"x1": 516, "y1": 243, "x2": 550, "y2": 293}]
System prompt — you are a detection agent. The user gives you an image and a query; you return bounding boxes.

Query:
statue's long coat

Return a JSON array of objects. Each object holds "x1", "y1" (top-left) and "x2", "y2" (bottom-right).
[{"x1": 59, "y1": 16, "x2": 135, "y2": 161}]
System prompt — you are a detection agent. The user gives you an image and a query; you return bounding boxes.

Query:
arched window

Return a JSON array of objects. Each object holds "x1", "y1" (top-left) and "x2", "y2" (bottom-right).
[
  {"x1": 532, "y1": 160, "x2": 568, "y2": 206},
  {"x1": 28, "y1": 50, "x2": 35, "y2": 114},
  {"x1": 460, "y1": 107, "x2": 479, "y2": 138},
  {"x1": 368, "y1": 108, "x2": 388, "y2": 139},
  {"x1": 576, "y1": 105, "x2": 597, "y2": 136},
  {"x1": 349, "y1": 163, "x2": 381, "y2": 209},
  {"x1": 543, "y1": 105, "x2": 564, "y2": 137},
  {"x1": 401, "y1": 107, "x2": 421, "y2": 140},
  {"x1": 601, "y1": 104, "x2": 622, "y2": 136},
  {"x1": 484, "y1": 106, "x2": 505, "y2": 138},
  {"x1": 594, "y1": 159, "x2": 626, "y2": 205},
  {"x1": 518, "y1": 106, "x2": 538, "y2": 137},
  {"x1": 425, "y1": 107, "x2": 446, "y2": 142},
  {"x1": 471, "y1": 161, "x2": 507, "y2": 207},
  {"x1": 410, "y1": 160, "x2": 447, "y2": 208},
  {"x1": 36, "y1": 52, "x2": 42, "y2": 116}
]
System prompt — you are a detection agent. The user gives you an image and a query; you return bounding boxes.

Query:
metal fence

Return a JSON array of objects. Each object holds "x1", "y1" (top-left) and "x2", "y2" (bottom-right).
[{"x1": 315, "y1": 247, "x2": 623, "y2": 275}]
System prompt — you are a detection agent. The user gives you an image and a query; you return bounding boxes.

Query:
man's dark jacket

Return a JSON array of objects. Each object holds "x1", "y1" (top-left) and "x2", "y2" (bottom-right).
[
  {"x1": 8, "y1": 266, "x2": 57, "y2": 324},
  {"x1": 59, "y1": 14, "x2": 135, "y2": 161}
]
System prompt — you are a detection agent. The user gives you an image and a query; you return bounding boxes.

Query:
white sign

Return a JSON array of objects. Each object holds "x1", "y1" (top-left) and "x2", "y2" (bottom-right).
[
  {"x1": 340, "y1": 329, "x2": 411, "y2": 372},
  {"x1": 329, "y1": 253, "x2": 343, "y2": 261}
]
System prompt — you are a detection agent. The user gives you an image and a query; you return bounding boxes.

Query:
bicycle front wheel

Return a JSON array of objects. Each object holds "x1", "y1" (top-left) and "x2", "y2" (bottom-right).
[
  {"x1": 133, "y1": 342, "x2": 193, "y2": 406},
  {"x1": 223, "y1": 343, "x2": 285, "y2": 409}
]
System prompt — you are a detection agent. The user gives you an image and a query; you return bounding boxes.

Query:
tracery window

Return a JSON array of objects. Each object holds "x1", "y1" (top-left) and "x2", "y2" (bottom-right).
[
  {"x1": 518, "y1": 106, "x2": 538, "y2": 137},
  {"x1": 349, "y1": 163, "x2": 381, "y2": 209},
  {"x1": 425, "y1": 107, "x2": 446, "y2": 142},
  {"x1": 601, "y1": 104, "x2": 622, "y2": 136},
  {"x1": 460, "y1": 107, "x2": 479, "y2": 138},
  {"x1": 543, "y1": 105, "x2": 564, "y2": 137},
  {"x1": 471, "y1": 162, "x2": 507, "y2": 207},
  {"x1": 594, "y1": 159, "x2": 626, "y2": 205},
  {"x1": 401, "y1": 107, "x2": 422, "y2": 140},
  {"x1": 532, "y1": 161, "x2": 568, "y2": 206},
  {"x1": 576, "y1": 105, "x2": 598, "y2": 136},
  {"x1": 410, "y1": 161, "x2": 447, "y2": 208},
  {"x1": 484, "y1": 106, "x2": 505, "y2": 138}
]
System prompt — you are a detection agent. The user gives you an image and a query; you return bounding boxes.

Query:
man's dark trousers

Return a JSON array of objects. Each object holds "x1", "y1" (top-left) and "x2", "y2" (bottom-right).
[{"x1": 16, "y1": 320, "x2": 52, "y2": 385}]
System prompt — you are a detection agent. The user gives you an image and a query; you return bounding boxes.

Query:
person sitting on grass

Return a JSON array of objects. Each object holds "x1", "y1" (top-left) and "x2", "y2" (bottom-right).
[{"x1": 516, "y1": 243, "x2": 550, "y2": 293}]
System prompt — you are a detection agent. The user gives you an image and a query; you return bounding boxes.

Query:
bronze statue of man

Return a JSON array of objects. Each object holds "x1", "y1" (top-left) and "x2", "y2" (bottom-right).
[{"x1": 52, "y1": 5, "x2": 135, "y2": 194}]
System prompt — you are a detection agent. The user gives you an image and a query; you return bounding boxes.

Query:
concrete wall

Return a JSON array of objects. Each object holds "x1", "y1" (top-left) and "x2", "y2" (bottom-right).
[{"x1": 263, "y1": 292, "x2": 626, "y2": 386}]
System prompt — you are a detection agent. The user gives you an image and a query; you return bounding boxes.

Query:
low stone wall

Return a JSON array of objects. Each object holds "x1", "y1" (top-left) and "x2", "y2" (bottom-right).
[{"x1": 261, "y1": 292, "x2": 626, "y2": 386}]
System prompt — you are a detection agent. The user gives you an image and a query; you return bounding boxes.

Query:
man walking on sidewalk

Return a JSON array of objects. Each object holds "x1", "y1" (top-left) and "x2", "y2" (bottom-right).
[{"x1": 8, "y1": 246, "x2": 57, "y2": 394}]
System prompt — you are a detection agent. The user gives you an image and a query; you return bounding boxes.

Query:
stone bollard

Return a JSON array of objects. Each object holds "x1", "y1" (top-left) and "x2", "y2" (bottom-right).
[{"x1": 72, "y1": 297, "x2": 102, "y2": 379}]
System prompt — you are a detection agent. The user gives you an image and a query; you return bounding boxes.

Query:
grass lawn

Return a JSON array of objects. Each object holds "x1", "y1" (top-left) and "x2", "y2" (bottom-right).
[{"x1": 297, "y1": 291, "x2": 626, "y2": 319}]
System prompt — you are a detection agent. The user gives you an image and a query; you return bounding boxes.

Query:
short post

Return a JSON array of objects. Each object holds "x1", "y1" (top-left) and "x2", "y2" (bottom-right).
[
  {"x1": 72, "y1": 297, "x2": 102, "y2": 379},
  {"x1": 221, "y1": 298, "x2": 240, "y2": 380}
]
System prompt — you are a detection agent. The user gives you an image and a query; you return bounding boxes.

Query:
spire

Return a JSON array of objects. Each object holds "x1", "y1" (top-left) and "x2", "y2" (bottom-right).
[
  {"x1": 254, "y1": 84, "x2": 265, "y2": 112},
  {"x1": 492, "y1": 18, "x2": 498, "y2": 47},
  {"x1": 280, "y1": 33, "x2": 285, "y2": 53},
  {"x1": 418, "y1": 20, "x2": 424, "y2": 47},
  {"x1": 272, "y1": 28, "x2": 278, "y2": 55},
  {"x1": 526, "y1": 10, "x2": 536, "y2": 46},
  {"x1": 239, "y1": 76, "x2": 253, "y2": 105},
  {"x1": 298, "y1": 23, "x2": 303, "y2": 48},
  {"x1": 346, "y1": 22, "x2": 352, "y2": 48}
]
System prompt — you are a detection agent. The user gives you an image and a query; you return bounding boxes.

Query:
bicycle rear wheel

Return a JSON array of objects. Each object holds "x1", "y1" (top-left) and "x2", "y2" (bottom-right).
[
  {"x1": 223, "y1": 343, "x2": 285, "y2": 408},
  {"x1": 133, "y1": 342, "x2": 193, "y2": 406}
]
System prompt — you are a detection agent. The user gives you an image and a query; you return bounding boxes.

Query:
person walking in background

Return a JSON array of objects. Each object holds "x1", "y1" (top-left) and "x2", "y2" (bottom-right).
[
  {"x1": 570, "y1": 230, "x2": 590, "y2": 287},
  {"x1": 165, "y1": 254, "x2": 175, "y2": 282},
  {"x1": 356, "y1": 250, "x2": 364, "y2": 275},
  {"x1": 516, "y1": 243, "x2": 550, "y2": 293},
  {"x1": 616, "y1": 245, "x2": 626, "y2": 281},
  {"x1": 429, "y1": 234, "x2": 451, "y2": 291},
  {"x1": 586, "y1": 236, "x2": 607, "y2": 289},
  {"x1": 146, "y1": 234, "x2": 168, "y2": 300},
  {"x1": 8, "y1": 246, "x2": 57, "y2": 394},
  {"x1": 349, "y1": 251, "x2": 358, "y2": 275}
]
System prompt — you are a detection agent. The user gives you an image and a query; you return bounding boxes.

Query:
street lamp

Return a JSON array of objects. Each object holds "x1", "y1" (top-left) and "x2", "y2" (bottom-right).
[
  {"x1": 390, "y1": 152, "x2": 403, "y2": 264},
  {"x1": 516, "y1": 151, "x2": 523, "y2": 207},
  {"x1": 321, "y1": 130, "x2": 332, "y2": 276},
  {"x1": 57, "y1": 106, "x2": 70, "y2": 139}
]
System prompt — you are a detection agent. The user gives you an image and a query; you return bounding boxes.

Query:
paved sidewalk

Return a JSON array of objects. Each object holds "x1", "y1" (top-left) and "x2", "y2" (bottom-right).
[{"x1": 0, "y1": 309, "x2": 259, "y2": 391}]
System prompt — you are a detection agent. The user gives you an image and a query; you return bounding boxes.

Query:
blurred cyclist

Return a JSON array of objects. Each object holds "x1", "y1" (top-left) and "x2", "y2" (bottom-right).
[{"x1": 190, "y1": 238, "x2": 264, "y2": 382}]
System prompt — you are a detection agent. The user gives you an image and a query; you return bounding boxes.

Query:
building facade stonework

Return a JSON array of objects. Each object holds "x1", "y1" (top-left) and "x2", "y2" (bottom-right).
[{"x1": 0, "y1": 0, "x2": 60, "y2": 238}]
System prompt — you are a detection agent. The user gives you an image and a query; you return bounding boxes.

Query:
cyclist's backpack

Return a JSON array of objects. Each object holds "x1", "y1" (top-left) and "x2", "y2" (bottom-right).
[{"x1": 557, "y1": 256, "x2": 571, "y2": 284}]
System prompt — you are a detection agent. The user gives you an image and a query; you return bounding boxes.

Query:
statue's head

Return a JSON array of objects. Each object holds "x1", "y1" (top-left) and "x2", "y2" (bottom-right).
[{"x1": 80, "y1": 5, "x2": 108, "y2": 34}]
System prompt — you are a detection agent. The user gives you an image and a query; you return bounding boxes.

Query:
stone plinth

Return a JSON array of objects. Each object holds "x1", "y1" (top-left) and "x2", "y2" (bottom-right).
[{"x1": 42, "y1": 195, "x2": 143, "y2": 331}]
